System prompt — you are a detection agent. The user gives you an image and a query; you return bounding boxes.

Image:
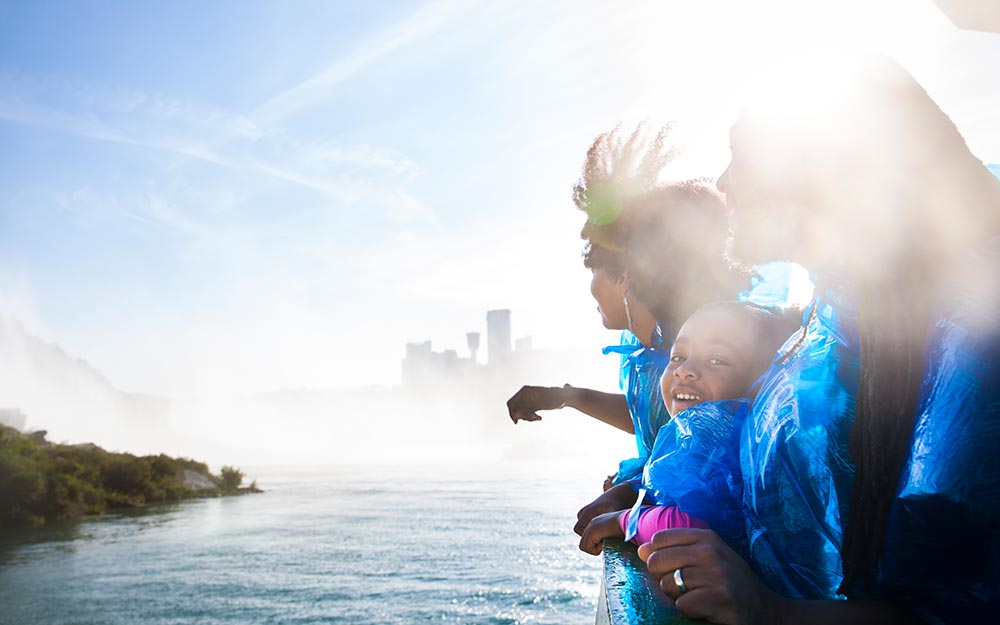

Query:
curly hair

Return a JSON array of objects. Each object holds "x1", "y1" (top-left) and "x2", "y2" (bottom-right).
[
  {"x1": 621, "y1": 182, "x2": 748, "y2": 334},
  {"x1": 574, "y1": 124, "x2": 747, "y2": 332},
  {"x1": 573, "y1": 123, "x2": 676, "y2": 229},
  {"x1": 573, "y1": 124, "x2": 749, "y2": 338},
  {"x1": 576, "y1": 124, "x2": 675, "y2": 280}
]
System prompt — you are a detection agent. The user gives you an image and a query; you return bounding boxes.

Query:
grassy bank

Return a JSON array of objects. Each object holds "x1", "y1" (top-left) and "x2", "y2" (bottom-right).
[{"x1": 0, "y1": 425, "x2": 258, "y2": 528}]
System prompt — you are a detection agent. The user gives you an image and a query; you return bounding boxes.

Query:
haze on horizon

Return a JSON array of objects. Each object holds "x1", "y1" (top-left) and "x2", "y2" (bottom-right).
[{"x1": 1, "y1": 0, "x2": 999, "y2": 465}]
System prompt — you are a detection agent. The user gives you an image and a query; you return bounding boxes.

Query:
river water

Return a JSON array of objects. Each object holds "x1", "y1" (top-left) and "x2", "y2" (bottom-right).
[{"x1": 0, "y1": 462, "x2": 605, "y2": 625}]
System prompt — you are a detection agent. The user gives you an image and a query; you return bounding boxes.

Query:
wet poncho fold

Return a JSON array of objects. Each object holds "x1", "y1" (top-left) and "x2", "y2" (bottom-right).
[
  {"x1": 603, "y1": 330, "x2": 671, "y2": 483},
  {"x1": 877, "y1": 238, "x2": 1000, "y2": 624},
  {"x1": 741, "y1": 287, "x2": 860, "y2": 600},
  {"x1": 640, "y1": 399, "x2": 750, "y2": 554}
]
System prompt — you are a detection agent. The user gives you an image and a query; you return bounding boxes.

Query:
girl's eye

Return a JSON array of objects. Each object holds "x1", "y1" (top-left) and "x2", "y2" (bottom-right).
[
  {"x1": 670, "y1": 354, "x2": 686, "y2": 363},
  {"x1": 708, "y1": 357, "x2": 730, "y2": 366}
]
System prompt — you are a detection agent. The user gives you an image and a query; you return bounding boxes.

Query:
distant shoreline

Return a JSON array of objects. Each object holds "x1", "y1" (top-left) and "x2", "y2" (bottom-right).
[{"x1": 0, "y1": 425, "x2": 260, "y2": 529}]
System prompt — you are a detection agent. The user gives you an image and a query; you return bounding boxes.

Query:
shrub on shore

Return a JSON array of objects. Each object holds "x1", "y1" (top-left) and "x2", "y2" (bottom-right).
[{"x1": 0, "y1": 425, "x2": 254, "y2": 528}]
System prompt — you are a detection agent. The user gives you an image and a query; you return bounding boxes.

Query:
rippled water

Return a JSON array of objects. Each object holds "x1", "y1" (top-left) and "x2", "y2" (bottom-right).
[{"x1": 0, "y1": 462, "x2": 605, "y2": 625}]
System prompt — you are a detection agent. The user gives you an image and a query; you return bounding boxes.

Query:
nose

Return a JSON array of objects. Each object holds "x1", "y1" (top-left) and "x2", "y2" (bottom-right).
[{"x1": 673, "y1": 360, "x2": 700, "y2": 380}]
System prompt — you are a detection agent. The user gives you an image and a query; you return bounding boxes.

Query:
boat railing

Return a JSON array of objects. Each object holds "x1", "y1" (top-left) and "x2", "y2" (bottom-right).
[{"x1": 596, "y1": 539, "x2": 700, "y2": 625}]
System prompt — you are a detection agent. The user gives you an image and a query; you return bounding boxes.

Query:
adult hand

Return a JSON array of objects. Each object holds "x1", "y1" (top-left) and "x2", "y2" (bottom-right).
[
  {"x1": 574, "y1": 483, "x2": 639, "y2": 535},
  {"x1": 637, "y1": 529, "x2": 778, "y2": 625},
  {"x1": 506, "y1": 385, "x2": 568, "y2": 423},
  {"x1": 579, "y1": 511, "x2": 625, "y2": 555}
]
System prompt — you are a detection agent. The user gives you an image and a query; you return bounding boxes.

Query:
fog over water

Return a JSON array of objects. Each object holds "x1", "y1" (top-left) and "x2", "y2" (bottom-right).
[{"x1": 0, "y1": 310, "x2": 634, "y2": 470}]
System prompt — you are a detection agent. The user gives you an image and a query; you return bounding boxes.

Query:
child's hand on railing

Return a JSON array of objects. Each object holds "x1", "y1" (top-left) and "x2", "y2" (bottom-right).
[
  {"x1": 579, "y1": 511, "x2": 625, "y2": 555},
  {"x1": 574, "y1": 483, "x2": 637, "y2": 535}
]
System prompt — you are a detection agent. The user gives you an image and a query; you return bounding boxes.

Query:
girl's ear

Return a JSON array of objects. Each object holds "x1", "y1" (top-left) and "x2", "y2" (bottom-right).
[{"x1": 618, "y1": 271, "x2": 630, "y2": 290}]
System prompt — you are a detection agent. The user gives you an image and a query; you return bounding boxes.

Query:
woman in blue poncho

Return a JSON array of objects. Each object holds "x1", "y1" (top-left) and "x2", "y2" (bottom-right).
[
  {"x1": 507, "y1": 125, "x2": 745, "y2": 491},
  {"x1": 637, "y1": 56, "x2": 1000, "y2": 625}
]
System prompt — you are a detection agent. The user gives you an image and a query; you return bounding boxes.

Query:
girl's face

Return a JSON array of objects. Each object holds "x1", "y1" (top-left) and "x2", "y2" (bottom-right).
[
  {"x1": 660, "y1": 306, "x2": 759, "y2": 417},
  {"x1": 590, "y1": 269, "x2": 628, "y2": 330}
]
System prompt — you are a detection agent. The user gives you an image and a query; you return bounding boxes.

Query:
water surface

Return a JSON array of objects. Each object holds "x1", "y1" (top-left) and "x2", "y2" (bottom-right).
[{"x1": 0, "y1": 462, "x2": 605, "y2": 625}]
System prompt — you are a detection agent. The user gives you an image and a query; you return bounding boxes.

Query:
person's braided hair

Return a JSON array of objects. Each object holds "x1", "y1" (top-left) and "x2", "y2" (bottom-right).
[{"x1": 794, "y1": 57, "x2": 1000, "y2": 595}]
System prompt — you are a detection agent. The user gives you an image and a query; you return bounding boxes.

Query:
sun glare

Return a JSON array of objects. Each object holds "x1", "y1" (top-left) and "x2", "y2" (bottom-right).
[{"x1": 588, "y1": 0, "x2": 944, "y2": 185}]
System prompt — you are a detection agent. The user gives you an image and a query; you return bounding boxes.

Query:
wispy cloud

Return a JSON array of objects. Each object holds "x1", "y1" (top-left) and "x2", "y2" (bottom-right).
[
  {"x1": 0, "y1": 83, "x2": 433, "y2": 222},
  {"x1": 251, "y1": 0, "x2": 478, "y2": 125}
]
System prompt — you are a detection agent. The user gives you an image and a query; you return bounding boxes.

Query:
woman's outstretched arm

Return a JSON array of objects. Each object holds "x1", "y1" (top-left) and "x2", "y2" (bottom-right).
[{"x1": 506, "y1": 384, "x2": 633, "y2": 433}]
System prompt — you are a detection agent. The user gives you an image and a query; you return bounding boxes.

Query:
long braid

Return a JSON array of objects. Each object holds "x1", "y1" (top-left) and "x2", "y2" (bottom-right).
[
  {"x1": 830, "y1": 58, "x2": 1000, "y2": 593},
  {"x1": 840, "y1": 267, "x2": 935, "y2": 592}
]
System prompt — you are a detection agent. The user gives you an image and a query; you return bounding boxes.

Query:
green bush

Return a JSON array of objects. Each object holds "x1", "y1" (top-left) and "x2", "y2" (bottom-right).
[
  {"x1": 219, "y1": 466, "x2": 243, "y2": 492},
  {"x1": 0, "y1": 442, "x2": 46, "y2": 527},
  {"x1": 0, "y1": 425, "x2": 251, "y2": 527}
]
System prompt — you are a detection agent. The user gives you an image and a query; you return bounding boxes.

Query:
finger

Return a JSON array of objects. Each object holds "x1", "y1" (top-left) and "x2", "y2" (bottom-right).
[
  {"x1": 637, "y1": 542, "x2": 653, "y2": 562},
  {"x1": 656, "y1": 563, "x2": 702, "y2": 599},
  {"x1": 578, "y1": 525, "x2": 602, "y2": 556},
  {"x1": 673, "y1": 588, "x2": 717, "y2": 622},
  {"x1": 573, "y1": 506, "x2": 600, "y2": 535},
  {"x1": 574, "y1": 502, "x2": 606, "y2": 533},
  {"x1": 645, "y1": 545, "x2": 703, "y2": 580},
  {"x1": 647, "y1": 528, "x2": 715, "y2": 551},
  {"x1": 506, "y1": 394, "x2": 522, "y2": 412},
  {"x1": 507, "y1": 399, "x2": 521, "y2": 423},
  {"x1": 638, "y1": 529, "x2": 703, "y2": 566},
  {"x1": 510, "y1": 410, "x2": 541, "y2": 423}
]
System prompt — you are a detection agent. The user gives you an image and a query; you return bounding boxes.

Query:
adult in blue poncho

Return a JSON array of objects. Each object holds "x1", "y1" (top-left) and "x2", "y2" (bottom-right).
[
  {"x1": 638, "y1": 56, "x2": 1000, "y2": 625},
  {"x1": 507, "y1": 125, "x2": 745, "y2": 490}
]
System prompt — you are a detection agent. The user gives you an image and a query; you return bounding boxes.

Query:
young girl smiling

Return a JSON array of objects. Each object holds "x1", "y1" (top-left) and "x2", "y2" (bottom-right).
[{"x1": 578, "y1": 301, "x2": 798, "y2": 554}]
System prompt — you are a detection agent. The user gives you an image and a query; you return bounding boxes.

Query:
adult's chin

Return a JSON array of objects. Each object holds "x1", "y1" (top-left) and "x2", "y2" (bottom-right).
[
  {"x1": 728, "y1": 223, "x2": 786, "y2": 269},
  {"x1": 598, "y1": 314, "x2": 617, "y2": 331},
  {"x1": 727, "y1": 236, "x2": 768, "y2": 271}
]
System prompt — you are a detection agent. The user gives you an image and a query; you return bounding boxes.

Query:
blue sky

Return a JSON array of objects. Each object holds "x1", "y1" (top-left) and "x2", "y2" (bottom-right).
[{"x1": 2, "y1": 0, "x2": 999, "y2": 397}]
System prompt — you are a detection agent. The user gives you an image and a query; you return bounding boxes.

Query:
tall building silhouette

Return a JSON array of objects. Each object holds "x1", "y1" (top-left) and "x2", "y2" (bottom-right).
[
  {"x1": 486, "y1": 309, "x2": 511, "y2": 365},
  {"x1": 466, "y1": 332, "x2": 481, "y2": 364}
]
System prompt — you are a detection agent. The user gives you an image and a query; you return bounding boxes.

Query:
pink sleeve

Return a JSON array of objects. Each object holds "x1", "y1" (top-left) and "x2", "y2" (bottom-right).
[{"x1": 619, "y1": 505, "x2": 711, "y2": 545}]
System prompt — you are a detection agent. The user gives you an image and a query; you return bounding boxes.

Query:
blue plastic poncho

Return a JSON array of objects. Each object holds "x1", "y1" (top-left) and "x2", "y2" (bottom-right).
[
  {"x1": 741, "y1": 261, "x2": 807, "y2": 308},
  {"x1": 741, "y1": 286, "x2": 860, "y2": 600},
  {"x1": 603, "y1": 328, "x2": 671, "y2": 483},
  {"x1": 639, "y1": 399, "x2": 750, "y2": 554},
  {"x1": 875, "y1": 237, "x2": 1000, "y2": 624}
]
